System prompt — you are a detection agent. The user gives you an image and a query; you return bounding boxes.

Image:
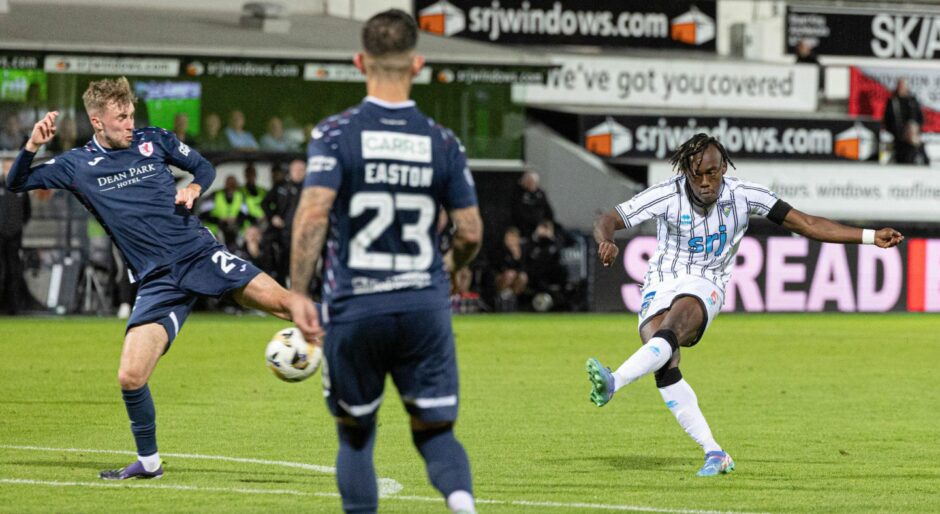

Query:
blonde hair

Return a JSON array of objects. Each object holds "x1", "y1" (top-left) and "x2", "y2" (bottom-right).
[{"x1": 82, "y1": 76, "x2": 137, "y2": 115}]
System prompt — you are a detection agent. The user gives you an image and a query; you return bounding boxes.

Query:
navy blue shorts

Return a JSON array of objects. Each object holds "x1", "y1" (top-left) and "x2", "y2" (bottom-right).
[
  {"x1": 322, "y1": 307, "x2": 459, "y2": 426},
  {"x1": 127, "y1": 244, "x2": 261, "y2": 349}
]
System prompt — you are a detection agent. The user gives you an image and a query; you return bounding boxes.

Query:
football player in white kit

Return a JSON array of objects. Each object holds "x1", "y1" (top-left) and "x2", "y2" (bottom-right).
[{"x1": 586, "y1": 133, "x2": 904, "y2": 477}]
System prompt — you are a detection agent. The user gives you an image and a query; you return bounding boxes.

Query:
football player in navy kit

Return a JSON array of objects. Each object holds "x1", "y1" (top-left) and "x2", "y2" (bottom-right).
[
  {"x1": 5, "y1": 77, "x2": 319, "y2": 480},
  {"x1": 288, "y1": 10, "x2": 482, "y2": 514}
]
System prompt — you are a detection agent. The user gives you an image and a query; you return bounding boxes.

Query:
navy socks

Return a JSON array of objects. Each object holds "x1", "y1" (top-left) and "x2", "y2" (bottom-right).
[{"x1": 121, "y1": 385, "x2": 157, "y2": 457}]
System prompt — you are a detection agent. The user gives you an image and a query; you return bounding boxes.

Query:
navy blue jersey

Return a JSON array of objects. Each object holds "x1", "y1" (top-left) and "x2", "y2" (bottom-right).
[
  {"x1": 305, "y1": 98, "x2": 478, "y2": 322},
  {"x1": 7, "y1": 128, "x2": 216, "y2": 281}
]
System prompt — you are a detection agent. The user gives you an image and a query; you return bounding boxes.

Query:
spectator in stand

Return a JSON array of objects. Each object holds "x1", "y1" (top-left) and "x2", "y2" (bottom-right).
[
  {"x1": 526, "y1": 219, "x2": 567, "y2": 312},
  {"x1": 261, "y1": 158, "x2": 304, "y2": 285},
  {"x1": 259, "y1": 116, "x2": 295, "y2": 151},
  {"x1": 0, "y1": 113, "x2": 24, "y2": 150},
  {"x1": 172, "y1": 113, "x2": 191, "y2": 145},
  {"x1": 236, "y1": 224, "x2": 274, "y2": 274},
  {"x1": 199, "y1": 175, "x2": 252, "y2": 251},
  {"x1": 794, "y1": 39, "x2": 824, "y2": 95},
  {"x1": 494, "y1": 226, "x2": 528, "y2": 312},
  {"x1": 883, "y1": 78, "x2": 925, "y2": 162},
  {"x1": 225, "y1": 110, "x2": 259, "y2": 150},
  {"x1": 270, "y1": 162, "x2": 286, "y2": 187},
  {"x1": 196, "y1": 113, "x2": 230, "y2": 152},
  {"x1": 48, "y1": 115, "x2": 78, "y2": 153},
  {"x1": 0, "y1": 158, "x2": 31, "y2": 315},
  {"x1": 241, "y1": 164, "x2": 267, "y2": 226},
  {"x1": 895, "y1": 121, "x2": 930, "y2": 165},
  {"x1": 511, "y1": 170, "x2": 555, "y2": 238},
  {"x1": 16, "y1": 83, "x2": 46, "y2": 130}
]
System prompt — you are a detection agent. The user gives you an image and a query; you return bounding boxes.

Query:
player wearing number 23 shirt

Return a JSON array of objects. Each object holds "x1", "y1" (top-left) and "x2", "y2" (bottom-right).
[{"x1": 290, "y1": 10, "x2": 483, "y2": 514}]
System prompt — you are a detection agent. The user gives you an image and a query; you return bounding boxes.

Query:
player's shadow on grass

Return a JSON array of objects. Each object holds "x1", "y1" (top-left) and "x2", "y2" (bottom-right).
[{"x1": 548, "y1": 454, "x2": 690, "y2": 471}]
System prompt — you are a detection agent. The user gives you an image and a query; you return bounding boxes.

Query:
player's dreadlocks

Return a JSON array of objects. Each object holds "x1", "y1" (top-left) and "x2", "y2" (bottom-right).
[{"x1": 669, "y1": 133, "x2": 736, "y2": 176}]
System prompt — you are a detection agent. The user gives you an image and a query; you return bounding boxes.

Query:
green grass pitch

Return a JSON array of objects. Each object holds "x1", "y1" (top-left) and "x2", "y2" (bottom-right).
[{"x1": 1, "y1": 313, "x2": 938, "y2": 513}]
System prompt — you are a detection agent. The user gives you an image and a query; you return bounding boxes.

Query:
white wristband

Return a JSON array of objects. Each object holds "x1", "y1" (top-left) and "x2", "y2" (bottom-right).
[{"x1": 862, "y1": 229, "x2": 876, "y2": 245}]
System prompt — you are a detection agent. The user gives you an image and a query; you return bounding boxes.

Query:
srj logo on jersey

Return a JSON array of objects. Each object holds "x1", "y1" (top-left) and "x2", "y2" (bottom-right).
[
  {"x1": 138, "y1": 141, "x2": 154, "y2": 157},
  {"x1": 361, "y1": 131, "x2": 432, "y2": 163},
  {"x1": 688, "y1": 225, "x2": 728, "y2": 257}
]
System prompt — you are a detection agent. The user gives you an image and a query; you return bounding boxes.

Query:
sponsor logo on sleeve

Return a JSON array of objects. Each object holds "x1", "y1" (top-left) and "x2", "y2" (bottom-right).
[
  {"x1": 178, "y1": 142, "x2": 191, "y2": 156},
  {"x1": 307, "y1": 155, "x2": 337, "y2": 173},
  {"x1": 361, "y1": 131, "x2": 432, "y2": 163}
]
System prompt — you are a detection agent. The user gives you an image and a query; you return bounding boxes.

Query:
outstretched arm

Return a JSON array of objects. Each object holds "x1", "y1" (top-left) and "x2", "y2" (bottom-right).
[
  {"x1": 594, "y1": 209, "x2": 626, "y2": 267},
  {"x1": 7, "y1": 111, "x2": 72, "y2": 193},
  {"x1": 781, "y1": 208, "x2": 904, "y2": 249}
]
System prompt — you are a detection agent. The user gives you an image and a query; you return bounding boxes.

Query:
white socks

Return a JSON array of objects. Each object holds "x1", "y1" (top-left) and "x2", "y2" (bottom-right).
[
  {"x1": 612, "y1": 337, "x2": 672, "y2": 391},
  {"x1": 447, "y1": 490, "x2": 475, "y2": 514},
  {"x1": 139, "y1": 452, "x2": 161, "y2": 472},
  {"x1": 658, "y1": 379, "x2": 721, "y2": 454}
]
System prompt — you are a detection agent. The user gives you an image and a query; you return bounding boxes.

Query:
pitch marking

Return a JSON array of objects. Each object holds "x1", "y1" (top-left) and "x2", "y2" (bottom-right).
[
  {"x1": 0, "y1": 445, "x2": 764, "y2": 513},
  {"x1": 0, "y1": 444, "x2": 401, "y2": 496}
]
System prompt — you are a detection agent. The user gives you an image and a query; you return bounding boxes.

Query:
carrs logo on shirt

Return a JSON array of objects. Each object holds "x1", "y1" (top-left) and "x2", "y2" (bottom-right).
[
  {"x1": 138, "y1": 141, "x2": 154, "y2": 157},
  {"x1": 361, "y1": 131, "x2": 431, "y2": 163}
]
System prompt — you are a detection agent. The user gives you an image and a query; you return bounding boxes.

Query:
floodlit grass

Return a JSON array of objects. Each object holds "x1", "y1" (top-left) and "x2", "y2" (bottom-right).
[{"x1": 1, "y1": 313, "x2": 938, "y2": 513}]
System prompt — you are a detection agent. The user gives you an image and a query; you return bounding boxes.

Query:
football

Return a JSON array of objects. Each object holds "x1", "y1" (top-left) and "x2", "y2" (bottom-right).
[{"x1": 264, "y1": 328, "x2": 322, "y2": 383}]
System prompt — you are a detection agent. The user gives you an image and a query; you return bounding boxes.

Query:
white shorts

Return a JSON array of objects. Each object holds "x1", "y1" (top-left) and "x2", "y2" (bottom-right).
[{"x1": 637, "y1": 275, "x2": 724, "y2": 346}]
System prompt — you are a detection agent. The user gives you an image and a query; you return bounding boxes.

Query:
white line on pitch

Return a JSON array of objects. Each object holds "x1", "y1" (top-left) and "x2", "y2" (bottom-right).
[
  {"x1": 0, "y1": 478, "x2": 338, "y2": 498},
  {"x1": 0, "y1": 479, "x2": 762, "y2": 514},
  {"x1": 0, "y1": 444, "x2": 402, "y2": 496},
  {"x1": 0, "y1": 445, "x2": 763, "y2": 513}
]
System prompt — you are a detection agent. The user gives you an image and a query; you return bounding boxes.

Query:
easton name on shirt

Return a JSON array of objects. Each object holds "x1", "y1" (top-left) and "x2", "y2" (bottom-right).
[{"x1": 362, "y1": 130, "x2": 433, "y2": 187}]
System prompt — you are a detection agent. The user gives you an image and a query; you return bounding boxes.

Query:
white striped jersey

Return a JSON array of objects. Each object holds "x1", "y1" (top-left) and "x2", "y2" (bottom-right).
[{"x1": 614, "y1": 174, "x2": 781, "y2": 293}]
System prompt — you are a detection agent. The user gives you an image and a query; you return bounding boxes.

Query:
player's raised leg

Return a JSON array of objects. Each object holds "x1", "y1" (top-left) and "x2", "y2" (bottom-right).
[
  {"x1": 232, "y1": 272, "x2": 293, "y2": 320},
  {"x1": 100, "y1": 323, "x2": 167, "y2": 480},
  {"x1": 586, "y1": 307, "x2": 679, "y2": 407}
]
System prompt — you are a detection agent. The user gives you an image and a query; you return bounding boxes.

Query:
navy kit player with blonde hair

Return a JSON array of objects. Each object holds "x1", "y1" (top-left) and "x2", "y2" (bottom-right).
[
  {"x1": 586, "y1": 133, "x2": 904, "y2": 476},
  {"x1": 5, "y1": 77, "x2": 318, "y2": 480},
  {"x1": 288, "y1": 9, "x2": 483, "y2": 514}
]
